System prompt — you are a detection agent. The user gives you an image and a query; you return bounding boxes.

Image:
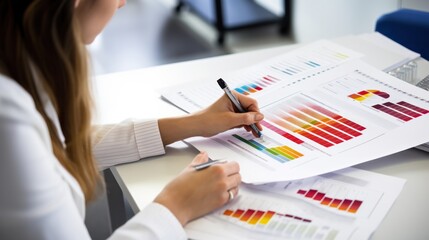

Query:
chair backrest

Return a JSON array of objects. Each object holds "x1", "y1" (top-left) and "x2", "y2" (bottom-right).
[{"x1": 375, "y1": 9, "x2": 429, "y2": 60}]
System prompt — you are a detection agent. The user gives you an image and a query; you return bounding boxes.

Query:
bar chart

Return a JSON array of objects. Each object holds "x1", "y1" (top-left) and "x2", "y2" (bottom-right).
[
  {"x1": 348, "y1": 89, "x2": 429, "y2": 122},
  {"x1": 254, "y1": 174, "x2": 384, "y2": 218},
  {"x1": 297, "y1": 189, "x2": 363, "y2": 213},
  {"x1": 215, "y1": 41, "x2": 360, "y2": 97},
  {"x1": 188, "y1": 166, "x2": 405, "y2": 240},
  {"x1": 230, "y1": 132, "x2": 304, "y2": 163},
  {"x1": 263, "y1": 95, "x2": 366, "y2": 148},
  {"x1": 215, "y1": 195, "x2": 341, "y2": 239}
]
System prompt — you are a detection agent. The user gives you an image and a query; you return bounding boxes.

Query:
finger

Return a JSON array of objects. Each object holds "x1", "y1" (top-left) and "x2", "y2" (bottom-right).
[
  {"x1": 225, "y1": 187, "x2": 240, "y2": 203},
  {"x1": 190, "y1": 151, "x2": 209, "y2": 166},
  {"x1": 229, "y1": 112, "x2": 264, "y2": 127},
  {"x1": 234, "y1": 92, "x2": 260, "y2": 112},
  {"x1": 226, "y1": 172, "x2": 241, "y2": 190},
  {"x1": 220, "y1": 161, "x2": 240, "y2": 176}
]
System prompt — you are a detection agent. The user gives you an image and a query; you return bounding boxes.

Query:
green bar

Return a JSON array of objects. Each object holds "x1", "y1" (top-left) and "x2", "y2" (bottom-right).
[
  {"x1": 232, "y1": 134, "x2": 262, "y2": 150},
  {"x1": 265, "y1": 148, "x2": 279, "y2": 155}
]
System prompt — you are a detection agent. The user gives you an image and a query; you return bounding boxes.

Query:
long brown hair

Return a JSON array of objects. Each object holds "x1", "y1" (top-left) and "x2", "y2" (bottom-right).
[{"x1": 0, "y1": 0, "x2": 100, "y2": 202}]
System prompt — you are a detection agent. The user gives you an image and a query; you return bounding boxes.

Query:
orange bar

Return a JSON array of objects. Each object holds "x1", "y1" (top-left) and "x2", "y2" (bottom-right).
[
  {"x1": 248, "y1": 210, "x2": 265, "y2": 225},
  {"x1": 223, "y1": 209, "x2": 234, "y2": 216},
  {"x1": 330, "y1": 199, "x2": 342, "y2": 208},
  {"x1": 259, "y1": 211, "x2": 275, "y2": 225},
  {"x1": 321, "y1": 197, "x2": 332, "y2": 205},
  {"x1": 232, "y1": 209, "x2": 245, "y2": 218}
]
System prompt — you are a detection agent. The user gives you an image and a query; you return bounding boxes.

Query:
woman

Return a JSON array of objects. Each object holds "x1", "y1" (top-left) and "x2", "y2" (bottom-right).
[{"x1": 0, "y1": 0, "x2": 264, "y2": 239}]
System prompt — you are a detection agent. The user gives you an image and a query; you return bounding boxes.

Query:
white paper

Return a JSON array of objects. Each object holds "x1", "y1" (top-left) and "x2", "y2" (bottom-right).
[
  {"x1": 187, "y1": 60, "x2": 429, "y2": 182},
  {"x1": 160, "y1": 40, "x2": 363, "y2": 113},
  {"x1": 185, "y1": 168, "x2": 406, "y2": 240},
  {"x1": 162, "y1": 40, "x2": 429, "y2": 182}
]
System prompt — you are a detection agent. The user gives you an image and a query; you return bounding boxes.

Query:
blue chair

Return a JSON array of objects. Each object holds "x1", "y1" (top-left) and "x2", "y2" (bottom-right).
[{"x1": 375, "y1": 9, "x2": 429, "y2": 60}]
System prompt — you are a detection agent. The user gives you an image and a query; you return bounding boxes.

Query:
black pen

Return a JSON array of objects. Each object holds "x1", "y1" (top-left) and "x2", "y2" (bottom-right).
[{"x1": 217, "y1": 78, "x2": 262, "y2": 138}]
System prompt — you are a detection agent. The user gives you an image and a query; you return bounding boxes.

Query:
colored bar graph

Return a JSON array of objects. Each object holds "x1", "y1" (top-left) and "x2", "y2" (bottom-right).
[
  {"x1": 266, "y1": 97, "x2": 366, "y2": 148},
  {"x1": 233, "y1": 75, "x2": 282, "y2": 95},
  {"x1": 222, "y1": 208, "x2": 312, "y2": 226},
  {"x1": 348, "y1": 89, "x2": 429, "y2": 122},
  {"x1": 373, "y1": 104, "x2": 412, "y2": 122},
  {"x1": 384, "y1": 102, "x2": 421, "y2": 118},
  {"x1": 348, "y1": 89, "x2": 390, "y2": 102},
  {"x1": 297, "y1": 189, "x2": 363, "y2": 214},
  {"x1": 232, "y1": 134, "x2": 303, "y2": 163},
  {"x1": 397, "y1": 101, "x2": 429, "y2": 114}
]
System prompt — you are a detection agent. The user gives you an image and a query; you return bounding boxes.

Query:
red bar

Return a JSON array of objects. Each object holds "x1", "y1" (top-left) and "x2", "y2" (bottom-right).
[
  {"x1": 318, "y1": 124, "x2": 353, "y2": 141},
  {"x1": 309, "y1": 128, "x2": 343, "y2": 144},
  {"x1": 321, "y1": 197, "x2": 333, "y2": 205},
  {"x1": 263, "y1": 76, "x2": 275, "y2": 83},
  {"x1": 303, "y1": 219, "x2": 312, "y2": 223},
  {"x1": 373, "y1": 104, "x2": 412, "y2": 121},
  {"x1": 232, "y1": 209, "x2": 245, "y2": 218},
  {"x1": 330, "y1": 199, "x2": 342, "y2": 208},
  {"x1": 260, "y1": 121, "x2": 304, "y2": 144},
  {"x1": 384, "y1": 102, "x2": 421, "y2": 118},
  {"x1": 305, "y1": 189, "x2": 317, "y2": 198},
  {"x1": 254, "y1": 86, "x2": 263, "y2": 91},
  {"x1": 329, "y1": 121, "x2": 362, "y2": 137},
  {"x1": 348, "y1": 200, "x2": 363, "y2": 213},
  {"x1": 300, "y1": 131, "x2": 334, "y2": 147},
  {"x1": 285, "y1": 214, "x2": 293, "y2": 218},
  {"x1": 240, "y1": 209, "x2": 255, "y2": 221},
  {"x1": 338, "y1": 199, "x2": 353, "y2": 211},
  {"x1": 314, "y1": 192, "x2": 326, "y2": 201},
  {"x1": 297, "y1": 189, "x2": 307, "y2": 195},
  {"x1": 337, "y1": 118, "x2": 366, "y2": 131},
  {"x1": 357, "y1": 90, "x2": 369, "y2": 95},
  {"x1": 397, "y1": 101, "x2": 429, "y2": 114},
  {"x1": 309, "y1": 104, "x2": 366, "y2": 131}
]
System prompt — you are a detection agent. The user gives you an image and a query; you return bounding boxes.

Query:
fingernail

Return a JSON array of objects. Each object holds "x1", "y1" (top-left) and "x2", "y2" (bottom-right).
[{"x1": 254, "y1": 113, "x2": 264, "y2": 121}]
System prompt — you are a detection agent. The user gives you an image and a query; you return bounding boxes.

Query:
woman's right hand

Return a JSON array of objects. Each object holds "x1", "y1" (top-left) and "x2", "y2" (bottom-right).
[{"x1": 154, "y1": 152, "x2": 241, "y2": 226}]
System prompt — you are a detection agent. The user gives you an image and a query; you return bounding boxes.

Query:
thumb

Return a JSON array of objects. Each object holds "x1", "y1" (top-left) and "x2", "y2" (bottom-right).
[{"x1": 190, "y1": 151, "x2": 209, "y2": 165}]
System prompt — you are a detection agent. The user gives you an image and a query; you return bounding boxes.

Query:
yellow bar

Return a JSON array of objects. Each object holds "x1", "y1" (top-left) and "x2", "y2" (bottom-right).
[
  {"x1": 248, "y1": 211, "x2": 265, "y2": 225},
  {"x1": 259, "y1": 211, "x2": 275, "y2": 225},
  {"x1": 281, "y1": 145, "x2": 303, "y2": 158}
]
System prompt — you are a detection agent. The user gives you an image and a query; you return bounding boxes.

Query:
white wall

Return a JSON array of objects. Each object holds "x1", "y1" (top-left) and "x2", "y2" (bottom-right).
[
  {"x1": 401, "y1": 0, "x2": 429, "y2": 11},
  {"x1": 291, "y1": 0, "x2": 399, "y2": 43},
  {"x1": 257, "y1": 0, "x2": 429, "y2": 43}
]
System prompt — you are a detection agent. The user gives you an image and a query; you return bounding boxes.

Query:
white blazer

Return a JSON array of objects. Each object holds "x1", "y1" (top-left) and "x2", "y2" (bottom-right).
[{"x1": 0, "y1": 74, "x2": 187, "y2": 239}]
